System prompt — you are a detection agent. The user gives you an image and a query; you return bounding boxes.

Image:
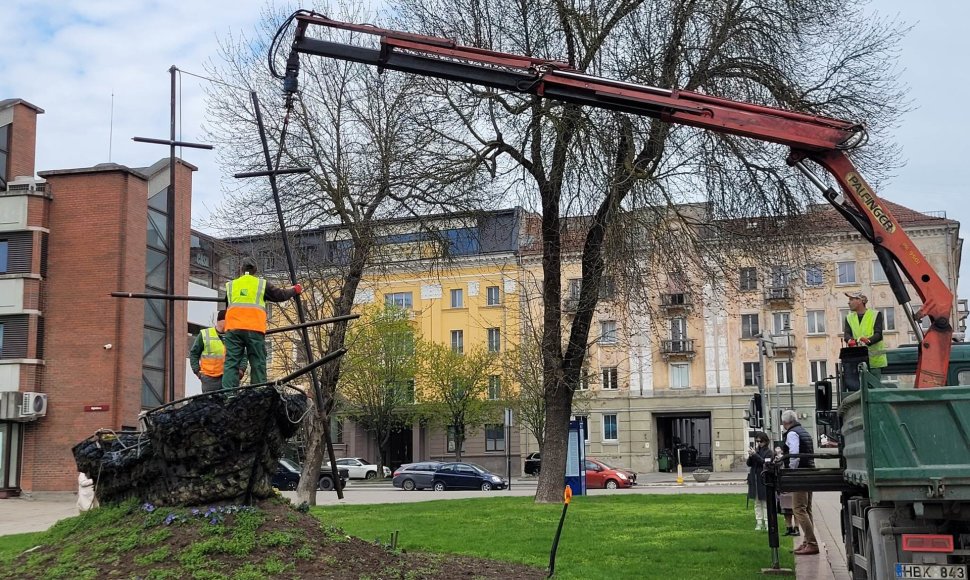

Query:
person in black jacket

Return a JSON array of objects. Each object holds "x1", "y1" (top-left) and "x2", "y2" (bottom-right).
[{"x1": 746, "y1": 431, "x2": 772, "y2": 531}]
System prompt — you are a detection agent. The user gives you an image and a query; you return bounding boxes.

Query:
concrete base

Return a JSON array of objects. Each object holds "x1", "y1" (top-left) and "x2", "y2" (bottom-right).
[{"x1": 761, "y1": 567, "x2": 795, "y2": 576}]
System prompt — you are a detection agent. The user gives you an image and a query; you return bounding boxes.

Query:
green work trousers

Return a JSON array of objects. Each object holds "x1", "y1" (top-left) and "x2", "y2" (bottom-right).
[{"x1": 222, "y1": 330, "x2": 267, "y2": 389}]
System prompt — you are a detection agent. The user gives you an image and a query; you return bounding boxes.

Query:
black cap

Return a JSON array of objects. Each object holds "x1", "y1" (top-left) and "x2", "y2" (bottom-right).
[
  {"x1": 242, "y1": 262, "x2": 258, "y2": 274},
  {"x1": 217, "y1": 309, "x2": 226, "y2": 321}
]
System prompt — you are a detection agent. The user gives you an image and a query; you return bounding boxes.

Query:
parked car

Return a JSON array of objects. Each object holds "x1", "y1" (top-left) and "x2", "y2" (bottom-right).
[
  {"x1": 431, "y1": 462, "x2": 508, "y2": 491},
  {"x1": 392, "y1": 461, "x2": 443, "y2": 491},
  {"x1": 273, "y1": 458, "x2": 349, "y2": 491},
  {"x1": 325, "y1": 457, "x2": 392, "y2": 480},
  {"x1": 585, "y1": 458, "x2": 637, "y2": 489},
  {"x1": 524, "y1": 452, "x2": 541, "y2": 476}
]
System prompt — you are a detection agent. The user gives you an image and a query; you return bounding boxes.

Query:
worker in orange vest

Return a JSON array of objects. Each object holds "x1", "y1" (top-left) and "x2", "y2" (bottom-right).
[
  {"x1": 221, "y1": 262, "x2": 302, "y2": 390},
  {"x1": 189, "y1": 309, "x2": 244, "y2": 392}
]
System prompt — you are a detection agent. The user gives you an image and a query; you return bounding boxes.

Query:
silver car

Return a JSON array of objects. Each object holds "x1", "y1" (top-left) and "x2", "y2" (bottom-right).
[{"x1": 392, "y1": 461, "x2": 443, "y2": 491}]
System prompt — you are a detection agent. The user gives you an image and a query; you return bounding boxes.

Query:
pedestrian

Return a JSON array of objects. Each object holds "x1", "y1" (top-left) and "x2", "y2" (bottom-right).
[
  {"x1": 189, "y1": 310, "x2": 245, "y2": 393},
  {"x1": 221, "y1": 262, "x2": 302, "y2": 390},
  {"x1": 77, "y1": 471, "x2": 97, "y2": 512},
  {"x1": 843, "y1": 292, "x2": 886, "y2": 380},
  {"x1": 782, "y1": 409, "x2": 818, "y2": 555},
  {"x1": 746, "y1": 432, "x2": 772, "y2": 531}
]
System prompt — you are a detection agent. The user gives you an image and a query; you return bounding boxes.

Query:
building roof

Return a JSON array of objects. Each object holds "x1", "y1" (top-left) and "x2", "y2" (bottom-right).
[
  {"x1": 806, "y1": 199, "x2": 958, "y2": 229},
  {"x1": 0, "y1": 98, "x2": 45, "y2": 114},
  {"x1": 38, "y1": 158, "x2": 198, "y2": 179}
]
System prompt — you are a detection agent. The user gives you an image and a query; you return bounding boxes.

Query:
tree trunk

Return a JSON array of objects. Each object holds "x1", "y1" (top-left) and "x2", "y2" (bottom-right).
[
  {"x1": 296, "y1": 405, "x2": 327, "y2": 504},
  {"x1": 534, "y1": 378, "x2": 571, "y2": 503}
]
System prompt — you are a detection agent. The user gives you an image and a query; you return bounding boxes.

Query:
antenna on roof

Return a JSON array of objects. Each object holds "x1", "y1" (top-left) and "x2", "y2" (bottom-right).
[{"x1": 108, "y1": 91, "x2": 114, "y2": 162}]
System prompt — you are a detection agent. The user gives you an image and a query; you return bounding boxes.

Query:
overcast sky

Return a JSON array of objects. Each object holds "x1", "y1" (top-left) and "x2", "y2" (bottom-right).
[{"x1": 2, "y1": 0, "x2": 967, "y2": 295}]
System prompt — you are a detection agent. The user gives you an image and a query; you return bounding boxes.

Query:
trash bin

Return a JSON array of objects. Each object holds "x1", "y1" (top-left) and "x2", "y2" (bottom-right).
[{"x1": 658, "y1": 454, "x2": 669, "y2": 473}]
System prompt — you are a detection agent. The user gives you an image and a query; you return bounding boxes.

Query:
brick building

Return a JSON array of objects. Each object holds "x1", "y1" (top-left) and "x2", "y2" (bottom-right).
[{"x1": 0, "y1": 98, "x2": 195, "y2": 495}]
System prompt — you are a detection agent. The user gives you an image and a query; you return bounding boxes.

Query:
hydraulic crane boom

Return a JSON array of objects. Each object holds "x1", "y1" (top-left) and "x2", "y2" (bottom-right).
[{"x1": 282, "y1": 10, "x2": 954, "y2": 387}]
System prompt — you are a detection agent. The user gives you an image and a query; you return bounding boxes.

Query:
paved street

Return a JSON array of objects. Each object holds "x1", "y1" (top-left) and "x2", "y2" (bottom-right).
[{"x1": 0, "y1": 474, "x2": 851, "y2": 579}]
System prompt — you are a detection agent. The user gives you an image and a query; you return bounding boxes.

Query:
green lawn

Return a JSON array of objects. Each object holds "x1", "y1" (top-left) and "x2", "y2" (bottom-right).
[{"x1": 314, "y1": 493, "x2": 796, "y2": 580}]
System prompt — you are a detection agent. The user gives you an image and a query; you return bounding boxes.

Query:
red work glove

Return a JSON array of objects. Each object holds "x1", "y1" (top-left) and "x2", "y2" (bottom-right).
[
  {"x1": 293, "y1": 283, "x2": 303, "y2": 295},
  {"x1": 847, "y1": 339, "x2": 857, "y2": 347}
]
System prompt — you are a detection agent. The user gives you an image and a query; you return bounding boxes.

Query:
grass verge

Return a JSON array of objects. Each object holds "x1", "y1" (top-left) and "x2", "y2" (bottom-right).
[{"x1": 314, "y1": 493, "x2": 796, "y2": 580}]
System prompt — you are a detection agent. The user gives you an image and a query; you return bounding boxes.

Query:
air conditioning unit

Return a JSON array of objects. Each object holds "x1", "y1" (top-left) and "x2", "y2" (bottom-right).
[{"x1": 20, "y1": 392, "x2": 48, "y2": 418}]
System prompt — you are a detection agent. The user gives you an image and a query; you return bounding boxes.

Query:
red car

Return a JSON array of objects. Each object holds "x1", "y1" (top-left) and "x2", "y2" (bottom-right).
[{"x1": 585, "y1": 458, "x2": 637, "y2": 489}]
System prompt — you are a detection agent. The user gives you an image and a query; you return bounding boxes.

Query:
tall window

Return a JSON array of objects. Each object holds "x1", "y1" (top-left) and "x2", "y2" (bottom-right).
[
  {"x1": 568, "y1": 278, "x2": 582, "y2": 299},
  {"x1": 385, "y1": 292, "x2": 413, "y2": 310},
  {"x1": 578, "y1": 370, "x2": 591, "y2": 391},
  {"x1": 450, "y1": 288, "x2": 463, "y2": 308},
  {"x1": 488, "y1": 375, "x2": 502, "y2": 400},
  {"x1": 837, "y1": 261, "x2": 857, "y2": 284},
  {"x1": 806, "y1": 310, "x2": 826, "y2": 334},
  {"x1": 770, "y1": 265, "x2": 791, "y2": 288},
  {"x1": 805, "y1": 264, "x2": 824, "y2": 287},
  {"x1": 670, "y1": 317, "x2": 686, "y2": 341},
  {"x1": 810, "y1": 360, "x2": 828, "y2": 383},
  {"x1": 743, "y1": 362, "x2": 760, "y2": 387},
  {"x1": 143, "y1": 186, "x2": 170, "y2": 408},
  {"x1": 486, "y1": 285, "x2": 501, "y2": 306},
  {"x1": 0, "y1": 240, "x2": 7, "y2": 274},
  {"x1": 0, "y1": 124, "x2": 10, "y2": 189},
  {"x1": 670, "y1": 363, "x2": 690, "y2": 389},
  {"x1": 872, "y1": 260, "x2": 888, "y2": 284},
  {"x1": 600, "y1": 276, "x2": 616, "y2": 299},
  {"x1": 600, "y1": 320, "x2": 617, "y2": 344},
  {"x1": 776, "y1": 361, "x2": 793, "y2": 385},
  {"x1": 485, "y1": 424, "x2": 505, "y2": 452},
  {"x1": 741, "y1": 314, "x2": 760, "y2": 338},
  {"x1": 487, "y1": 327, "x2": 501, "y2": 352},
  {"x1": 773, "y1": 312, "x2": 791, "y2": 334},
  {"x1": 450, "y1": 330, "x2": 464, "y2": 353},
  {"x1": 602, "y1": 367, "x2": 619, "y2": 390},
  {"x1": 839, "y1": 308, "x2": 851, "y2": 329},
  {"x1": 878, "y1": 307, "x2": 896, "y2": 331},
  {"x1": 603, "y1": 414, "x2": 618, "y2": 442},
  {"x1": 740, "y1": 267, "x2": 758, "y2": 291}
]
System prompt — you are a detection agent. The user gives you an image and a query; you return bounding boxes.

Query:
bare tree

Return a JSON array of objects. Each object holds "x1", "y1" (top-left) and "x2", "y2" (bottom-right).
[
  {"x1": 391, "y1": 0, "x2": 909, "y2": 501},
  {"x1": 338, "y1": 305, "x2": 419, "y2": 475},
  {"x1": 417, "y1": 343, "x2": 499, "y2": 461},
  {"x1": 204, "y1": 4, "x2": 489, "y2": 504}
]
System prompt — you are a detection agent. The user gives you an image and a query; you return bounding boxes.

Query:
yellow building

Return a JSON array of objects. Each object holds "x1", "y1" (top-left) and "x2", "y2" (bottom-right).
[
  {"x1": 235, "y1": 201, "x2": 963, "y2": 476},
  {"x1": 517, "y1": 201, "x2": 963, "y2": 475}
]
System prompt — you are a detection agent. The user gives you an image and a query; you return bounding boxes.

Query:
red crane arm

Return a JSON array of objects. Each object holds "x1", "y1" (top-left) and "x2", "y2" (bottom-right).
[{"x1": 287, "y1": 12, "x2": 954, "y2": 387}]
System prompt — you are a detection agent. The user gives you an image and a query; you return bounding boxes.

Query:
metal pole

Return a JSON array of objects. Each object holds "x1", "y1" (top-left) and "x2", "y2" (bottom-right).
[
  {"x1": 167, "y1": 65, "x2": 177, "y2": 404},
  {"x1": 264, "y1": 314, "x2": 360, "y2": 336},
  {"x1": 249, "y1": 91, "x2": 342, "y2": 498},
  {"x1": 110, "y1": 292, "x2": 224, "y2": 302}
]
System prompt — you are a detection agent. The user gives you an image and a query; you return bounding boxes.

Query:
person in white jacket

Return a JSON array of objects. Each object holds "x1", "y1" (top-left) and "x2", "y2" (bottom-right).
[{"x1": 77, "y1": 472, "x2": 97, "y2": 512}]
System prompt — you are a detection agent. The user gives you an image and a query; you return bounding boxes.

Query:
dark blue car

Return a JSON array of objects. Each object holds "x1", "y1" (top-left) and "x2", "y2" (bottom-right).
[{"x1": 431, "y1": 462, "x2": 507, "y2": 491}]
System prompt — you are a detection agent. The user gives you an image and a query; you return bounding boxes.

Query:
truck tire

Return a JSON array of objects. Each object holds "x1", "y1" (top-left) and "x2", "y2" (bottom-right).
[{"x1": 318, "y1": 476, "x2": 335, "y2": 491}]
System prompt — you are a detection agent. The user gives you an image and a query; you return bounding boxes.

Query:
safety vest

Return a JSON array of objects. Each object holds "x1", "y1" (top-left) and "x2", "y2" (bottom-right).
[
  {"x1": 846, "y1": 309, "x2": 887, "y2": 369},
  {"x1": 225, "y1": 274, "x2": 267, "y2": 333},
  {"x1": 199, "y1": 327, "x2": 226, "y2": 377}
]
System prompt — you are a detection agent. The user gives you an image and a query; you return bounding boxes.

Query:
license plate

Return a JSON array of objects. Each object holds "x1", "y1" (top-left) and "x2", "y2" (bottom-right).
[{"x1": 896, "y1": 563, "x2": 967, "y2": 579}]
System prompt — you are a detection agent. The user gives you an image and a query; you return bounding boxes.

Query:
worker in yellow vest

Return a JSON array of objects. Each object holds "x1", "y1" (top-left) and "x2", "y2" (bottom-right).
[
  {"x1": 842, "y1": 292, "x2": 887, "y2": 379},
  {"x1": 189, "y1": 310, "x2": 245, "y2": 393},
  {"x1": 222, "y1": 262, "x2": 302, "y2": 390}
]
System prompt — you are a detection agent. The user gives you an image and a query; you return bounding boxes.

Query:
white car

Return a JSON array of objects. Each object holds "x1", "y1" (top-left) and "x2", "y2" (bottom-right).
[{"x1": 326, "y1": 457, "x2": 391, "y2": 480}]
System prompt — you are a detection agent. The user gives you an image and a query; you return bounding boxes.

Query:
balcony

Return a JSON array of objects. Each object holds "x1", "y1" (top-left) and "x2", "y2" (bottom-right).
[
  {"x1": 767, "y1": 333, "x2": 796, "y2": 355},
  {"x1": 563, "y1": 296, "x2": 580, "y2": 312},
  {"x1": 660, "y1": 292, "x2": 692, "y2": 313},
  {"x1": 660, "y1": 339, "x2": 695, "y2": 360},
  {"x1": 764, "y1": 286, "x2": 794, "y2": 306}
]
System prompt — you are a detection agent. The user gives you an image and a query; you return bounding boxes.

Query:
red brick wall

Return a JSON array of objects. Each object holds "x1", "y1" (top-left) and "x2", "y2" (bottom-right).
[
  {"x1": 9, "y1": 104, "x2": 38, "y2": 180},
  {"x1": 21, "y1": 161, "x2": 194, "y2": 492}
]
